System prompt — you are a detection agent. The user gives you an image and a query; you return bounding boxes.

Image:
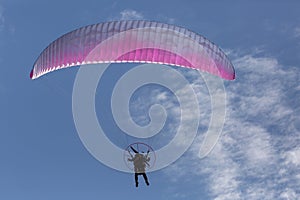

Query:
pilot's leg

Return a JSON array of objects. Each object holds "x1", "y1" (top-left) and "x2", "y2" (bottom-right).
[
  {"x1": 135, "y1": 173, "x2": 139, "y2": 187},
  {"x1": 142, "y1": 173, "x2": 149, "y2": 186}
]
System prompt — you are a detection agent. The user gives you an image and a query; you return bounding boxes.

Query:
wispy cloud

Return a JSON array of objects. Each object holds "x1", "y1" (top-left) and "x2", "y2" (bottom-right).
[
  {"x1": 123, "y1": 47, "x2": 300, "y2": 199},
  {"x1": 284, "y1": 148, "x2": 300, "y2": 166},
  {"x1": 294, "y1": 27, "x2": 300, "y2": 38},
  {"x1": 161, "y1": 52, "x2": 300, "y2": 199},
  {"x1": 0, "y1": 5, "x2": 4, "y2": 32},
  {"x1": 0, "y1": 5, "x2": 15, "y2": 36},
  {"x1": 156, "y1": 14, "x2": 176, "y2": 24},
  {"x1": 119, "y1": 9, "x2": 144, "y2": 20}
]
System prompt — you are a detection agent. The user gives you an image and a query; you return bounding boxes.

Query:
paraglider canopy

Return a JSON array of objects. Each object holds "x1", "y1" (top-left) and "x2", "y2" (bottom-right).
[{"x1": 30, "y1": 20, "x2": 235, "y2": 80}]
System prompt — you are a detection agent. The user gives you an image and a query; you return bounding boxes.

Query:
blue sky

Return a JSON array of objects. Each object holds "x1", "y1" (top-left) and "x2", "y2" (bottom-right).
[{"x1": 1, "y1": 0, "x2": 300, "y2": 199}]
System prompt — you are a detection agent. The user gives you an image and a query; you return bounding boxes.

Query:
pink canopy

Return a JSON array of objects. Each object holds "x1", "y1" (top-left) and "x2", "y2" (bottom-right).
[{"x1": 30, "y1": 20, "x2": 235, "y2": 80}]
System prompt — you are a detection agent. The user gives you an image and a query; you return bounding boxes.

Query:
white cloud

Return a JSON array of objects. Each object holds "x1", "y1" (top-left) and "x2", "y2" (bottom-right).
[
  {"x1": 157, "y1": 14, "x2": 176, "y2": 24},
  {"x1": 294, "y1": 27, "x2": 300, "y2": 38},
  {"x1": 120, "y1": 9, "x2": 143, "y2": 20},
  {"x1": 116, "y1": 10, "x2": 176, "y2": 24},
  {"x1": 201, "y1": 143, "x2": 242, "y2": 199},
  {"x1": 123, "y1": 49, "x2": 300, "y2": 199},
  {"x1": 280, "y1": 188, "x2": 297, "y2": 200},
  {"x1": 284, "y1": 148, "x2": 300, "y2": 166},
  {"x1": 161, "y1": 52, "x2": 300, "y2": 199},
  {"x1": 0, "y1": 5, "x2": 4, "y2": 32}
]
